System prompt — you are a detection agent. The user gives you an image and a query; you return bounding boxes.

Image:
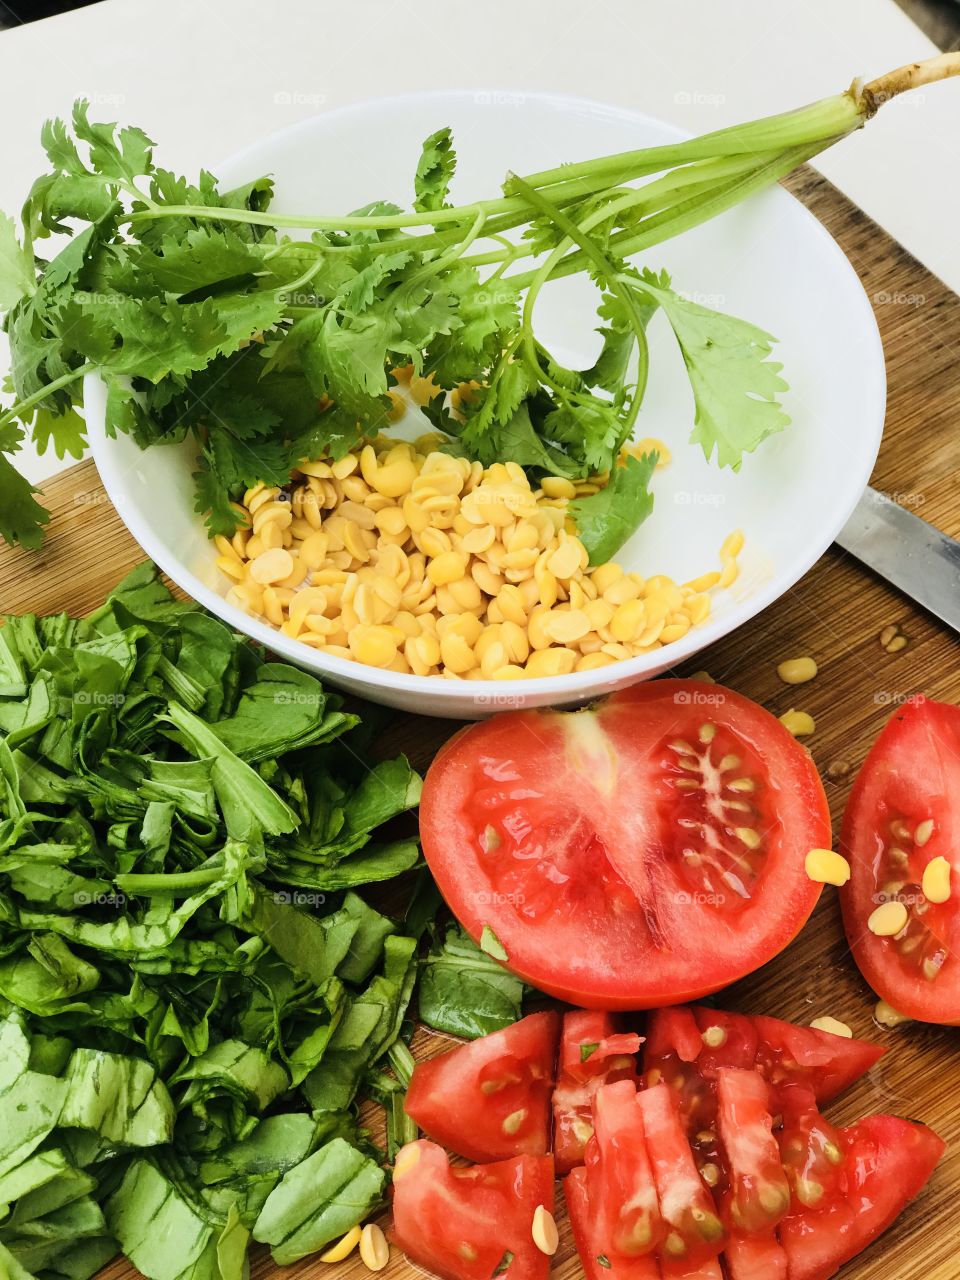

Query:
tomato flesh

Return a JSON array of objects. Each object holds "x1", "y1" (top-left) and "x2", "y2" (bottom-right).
[
  {"x1": 586, "y1": 1080, "x2": 663, "y2": 1259},
  {"x1": 637, "y1": 1084, "x2": 725, "y2": 1269},
  {"x1": 420, "y1": 681, "x2": 831, "y2": 1008},
  {"x1": 565, "y1": 1167, "x2": 659, "y2": 1280},
  {"x1": 778, "y1": 1115, "x2": 944, "y2": 1280},
  {"x1": 643, "y1": 1005, "x2": 883, "y2": 1146},
  {"x1": 403, "y1": 1012, "x2": 559, "y2": 1163},
  {"x1": 391, "y1": 1141, "x2": 554, "y2": 1280},
  {"x1": 840, "y1": 694, "x2": 960, "y2": 1023},
  {"x1": 715, "y1": 1068, "x2": 790, "y2": 1280},
  {"x1": 553, "y1": 1011, "x2": 641, "y2": 1173}
]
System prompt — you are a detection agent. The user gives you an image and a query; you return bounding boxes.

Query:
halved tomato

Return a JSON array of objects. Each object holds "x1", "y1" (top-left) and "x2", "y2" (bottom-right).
[
  {"x1": 420, "y1": 681, "x2": 831, "y2": 1008},
  {"x1": 553, "y1": 1011, "x2": 642, "y2": 1173},
  {"x1": 840, "y1": 694, "x2": 960, "y2": 1023},
  {"x1": 391, "y1": 1141, "x2": 554, "y2": 1280},
  {"x1": 778, "y1": 1114, "x2": 945, "y2": 1280},
  {"x1": 403, "y1": 1012, "x2": 559, "y2": 1162}
]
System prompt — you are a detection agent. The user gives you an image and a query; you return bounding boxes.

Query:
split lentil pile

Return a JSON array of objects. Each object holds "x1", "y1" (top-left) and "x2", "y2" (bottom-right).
[{"x1": 213, "y1": 438, "x2": 743, "y2": 680}]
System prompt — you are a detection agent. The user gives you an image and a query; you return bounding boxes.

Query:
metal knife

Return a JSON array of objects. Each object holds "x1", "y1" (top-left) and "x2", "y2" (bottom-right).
[{"x1": 834, "y1": 486, "x2": 960, "y2": 633}]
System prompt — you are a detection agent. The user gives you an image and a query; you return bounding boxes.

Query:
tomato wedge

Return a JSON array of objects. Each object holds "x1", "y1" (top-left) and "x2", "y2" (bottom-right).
[
  {"x1": 420, "y1": 681, "x2": 831, "y2": 1008},
  {"x1": 403, "y1": 1012, "x2": 558, "y2": 1162},
  {"x1": 716, "y1": 1068, "x2": 790, "y2": 1280},
  {"x1": 391, "y1": 1141, "x2": 554, "y2": 1280},
  {"x1": 586, "y1": 1080, "x2": 663, "y2": 1260},
  {"x1": 565, "y1": 1167, "x2": 658, "y2": 1280},
  {"x1": 778, "y1": 1114, "x2": 944, "y2": 1280},
  {"x1": 637, "y1": 1084, "x2": 725, "y2": 1271},
  {"x1": 553, "y1": 1011, "x2": 641, "y2": 1173},
  {"x1": 840, "y1": 694, "x2": 960, "y2": 1023},
  {"x1": 643, "y1": 1005, "x2": 883, "y2": 1139}
]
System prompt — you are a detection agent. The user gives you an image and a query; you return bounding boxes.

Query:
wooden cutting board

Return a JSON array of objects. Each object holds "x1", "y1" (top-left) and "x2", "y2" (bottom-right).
[{"x1": 2, "y1": 167, "x2": 959, "y2": 1280}]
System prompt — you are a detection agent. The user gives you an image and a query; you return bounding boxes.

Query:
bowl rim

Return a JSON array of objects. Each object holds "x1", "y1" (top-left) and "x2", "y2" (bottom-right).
[{"x1": 86, "y1": 88, "x2": 887, "y2": 705}]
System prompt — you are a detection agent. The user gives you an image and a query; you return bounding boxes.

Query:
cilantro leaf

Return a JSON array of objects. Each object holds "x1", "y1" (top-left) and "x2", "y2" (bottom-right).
[
  {"x1": 633, "y1": 269, "x2": 789, "y2": 470},
  {"x1": 31, "y1": 404, "x2": 87, "y2": 461},
  {"x1": 0, "y1": 453, "x2": 50, "y2": 549},
  {"x1": 413, "y1": 127, "x2": 457, "y2": 212},
  {"x1": 569, "y1": 451, "x2": 657, "y2": 564},
  {"x1": 0, "y1": 214, "x2": 35, "y2": 311}
]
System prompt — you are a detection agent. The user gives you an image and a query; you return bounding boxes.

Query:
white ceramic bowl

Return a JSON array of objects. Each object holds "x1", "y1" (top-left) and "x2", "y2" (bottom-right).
[{"x1": 86, "y1": 90, "x2": 885, "y2": 719}]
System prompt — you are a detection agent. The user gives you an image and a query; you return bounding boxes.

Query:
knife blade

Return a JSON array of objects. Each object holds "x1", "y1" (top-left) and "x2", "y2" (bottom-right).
[{"x1": 834, "y1": 486, "x2": 960, "y2": 634}]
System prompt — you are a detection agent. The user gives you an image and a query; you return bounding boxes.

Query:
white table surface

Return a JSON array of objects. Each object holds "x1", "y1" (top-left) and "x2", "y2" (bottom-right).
[{"x1": 0, "y1": 0, "x2": 955, "y2": 485}]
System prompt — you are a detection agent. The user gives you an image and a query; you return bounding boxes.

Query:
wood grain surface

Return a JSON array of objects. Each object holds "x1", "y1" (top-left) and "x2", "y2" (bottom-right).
[{"x1": 2, "y1": 167, "x2": 960, "y2": 1280}]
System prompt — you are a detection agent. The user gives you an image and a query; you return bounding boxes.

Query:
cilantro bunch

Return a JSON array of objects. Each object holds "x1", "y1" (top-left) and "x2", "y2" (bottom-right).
[{"x1": 0, "y1": 56, "x2": 954, "y2": 551}]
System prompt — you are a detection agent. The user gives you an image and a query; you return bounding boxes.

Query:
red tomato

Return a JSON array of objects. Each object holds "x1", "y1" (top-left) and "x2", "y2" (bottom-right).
[
  {"x1": 840, "y1": 694, "x2": 960, "y2": 1023},
  {"x1": 420, "y1": 681, "x2": 831, "y2": 1008},
  {"x1": 403, "y1": 1012, "x2": 559, "y2": 1163},
  {"x1": 643, "y1": 1005, "x2": 883, "y2": 1138},
  {"x1": 390, "y1": 1140, "x2": 554, "y2": 1280},
  {"x1": 778, "y1": 1115, "x2": 945, "y2": 1280},
  {"x1": 586, "y1": 1080, "x2": 662, "y2": 1260},
  {"x1": 637, "y1": 1083, "x2": 725, "y2": 1270},
  {"x1": 776, "y1": 1085, "x2": 847, "y2": 1211},
  {"x1": 553, "y1": 1011, "x2": 641, "y2": 1173},
  {"x1": 565, "y1": 1167, "x2": 657, "y2": 1280}
]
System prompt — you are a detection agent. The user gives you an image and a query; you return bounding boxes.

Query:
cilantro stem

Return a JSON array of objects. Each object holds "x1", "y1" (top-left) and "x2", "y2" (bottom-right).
[
  {"x1": 0, "y1": 363, "x2": 94, "y2": 428},
  {"x1": 511, "y1": 174, "x2": 650, "y2": 431}
]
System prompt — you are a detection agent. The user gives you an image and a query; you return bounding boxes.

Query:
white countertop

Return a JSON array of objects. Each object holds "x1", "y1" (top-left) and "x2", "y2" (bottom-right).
[{"x1": 0, "y1": 0, "x2": 955, "y2": 485}]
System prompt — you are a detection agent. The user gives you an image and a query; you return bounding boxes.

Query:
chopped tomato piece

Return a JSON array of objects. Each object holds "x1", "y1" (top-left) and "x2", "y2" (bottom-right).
[
  {"x1": 715, "y1": 1068, "x2": 790, "y2": 1280},
  {"x1": 643, "y1": 1005, "x2": 883, "y2": 1143},
  {"x1": 586, "y1": 1080, "x2": 662, "y2": 1258},
  {"x1": 391, "y1": 1140, "x2": 555, "y2": 1280},
  {"x1": 553, "y1": 1011, "x2": 641, "y2": 1173},
  {"x1": 565, "y1": 1167, "x2": 660, "y2": 1280},
  {"x1": 420, "y1": 682, "x2": 832, "y2": 1008},
  {"x1": 777, "y1": 1085, "x2": 847, "y2": 1211},
  {"x1": 716, "y1": 1069, "x2": 790, "y2": 1233},
  {"x1": 840, "y1": 694, "x2": 960, "y2": 1023},
  {"x1": 778, "y1": 1115, "x2": 944, "y2": 1280},
  {"x1": 403, "y1": 1011, "x2": 559, "y2": 1163},
  {"x1": 636, "y1": 1084, "x2": 725, "y2": 1270}
]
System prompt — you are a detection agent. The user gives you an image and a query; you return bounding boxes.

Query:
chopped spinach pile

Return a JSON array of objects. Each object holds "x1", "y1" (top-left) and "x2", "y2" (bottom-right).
[{"x1": 0, "y1": 563, "x2": 476, "y2": 1280}]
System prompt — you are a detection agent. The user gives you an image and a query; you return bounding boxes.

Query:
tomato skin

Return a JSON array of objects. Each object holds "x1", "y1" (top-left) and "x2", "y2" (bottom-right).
[
  {"x1": 565, "y1": 1167, "x2": 659, "y2": 1280},
  {"x1": 391, "y1": 1141, "x2": 554, "y2": 1280},
  {"x1": 778, "y1": 1115, "x2": 945, "y2": 1280},
  {"x1": 403, "y1": 1012, "x2": 559, "y2": 1163},
  {"x1": 840, "y1": 695, "x2": 960, "y2": 1024},
  {"x1": 420, "y1": 681, "x2": 831, "y2": 1010},
  {"x1": 553, "y1": 1011, "x2": 642, "y2": 1173}
]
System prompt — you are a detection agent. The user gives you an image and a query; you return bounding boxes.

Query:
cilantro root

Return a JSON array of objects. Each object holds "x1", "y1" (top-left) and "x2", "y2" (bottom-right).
[{"x1": 0, "y1": 53, "x2": 957, "y2": 552}]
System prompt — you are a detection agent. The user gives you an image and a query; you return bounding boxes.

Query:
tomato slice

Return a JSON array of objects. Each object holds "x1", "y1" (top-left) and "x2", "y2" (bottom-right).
[
  {"x1": 715, "y1": 1068, "x2": 790, "y2": 1280},
  {"x1": 553, "y1": 1011, "x2": 642, "y2": 1173},
  {"x1": 391, "y1": 1140, "x2": 555, "y2": 1280},
  {"x1": 716, "y1": 1069, "x2": 790, "y2": 1233},
  {"x1": 403, "y1": 1012, "x2": 559, "y2": 1163},
  {"x1": 840, "y1": 694, "x2": 960, "y2": 1023},
  {"x1": 419, "y1": 681, "x2": 831, "y2": 1008},
  {"x1": 778, "y1": 1115, "x2": 944, "y2": 1280},
  {"x1": 565, "y1": 1167, "x2": 661, "y2": 1280},
  {"x1": 586, "y1": 1080, "x2": 663, "y2": 1259},
  {"x1": 636, "y1": 1084, "x2": 725, "y2": 1270},
  {"x1": 643, "y1": 1005, "x2": 883, "y2": 1142},
  {"x1": 776, "y1": 1085, "x2": 847, "y2": 1211}
]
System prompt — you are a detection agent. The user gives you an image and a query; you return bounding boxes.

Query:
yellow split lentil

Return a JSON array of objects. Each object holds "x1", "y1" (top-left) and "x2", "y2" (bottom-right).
[{"x1": 216, "y1": 437, "x2": 743, "y2": 680}]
